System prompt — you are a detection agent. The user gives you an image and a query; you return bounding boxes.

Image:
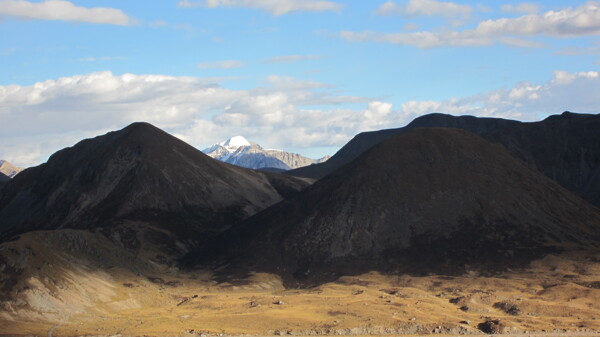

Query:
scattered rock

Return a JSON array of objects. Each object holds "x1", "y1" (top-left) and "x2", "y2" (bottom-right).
[
  {"x1": 478, "y1": 319, "x2": 505, "y2": 334},
  {"x1": 577, "y1": 281, "x2": 600, "y2": 289},
  {"x1": 352, "y1": 290, "x2": 364, "y2": 295},
  {"x1": 165, "y1": 280, "x2": 182, "y2": 287},
  {"x1": 449, "y1": 296, "x2": 465, "y2": 304},
  {"x1": 493, "y1": 301, "x2": 522, "y2": 316},
  {"x1": 177, "y1": 298, "x2": 190, "y2": 306},
  {"x1": 177, "y1": 295, "x2": 199, "y2": 306},
  {"x1": 273, "y1": 300, "x2": 285, "y2": 305},
  {"x1": 148, "y1": 276, "x2": 165, "y2": 284}
]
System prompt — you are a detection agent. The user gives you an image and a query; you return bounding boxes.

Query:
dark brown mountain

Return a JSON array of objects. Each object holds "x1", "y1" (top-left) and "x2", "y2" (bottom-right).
[
  {"x1": 0, "y1": 172, "x2": 9, "y2": 189},
  {"x1": 195, "y1": 128, "x2": 600, "y2": 286},
  {"x1": 286, "y1": 112, "x2": 600, "y2": 207},
  {"x1": 0, "y1": 122, "x2": 310, "y2": 244}
]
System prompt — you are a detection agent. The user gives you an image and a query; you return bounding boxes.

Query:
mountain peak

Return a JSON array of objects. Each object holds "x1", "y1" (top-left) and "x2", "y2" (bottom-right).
[
  {"x1": 0, "y1": 123, "x2": 310, "y2": 241},
  {"x1": 203, "y1": 137, "x2": 330, "y2": 171},
  {"x1": 220, "y1": 136, "x2": 251, "y2": 149},
  {"x1": 0, "y1": 160, "x2": 23, "y2": 178}
]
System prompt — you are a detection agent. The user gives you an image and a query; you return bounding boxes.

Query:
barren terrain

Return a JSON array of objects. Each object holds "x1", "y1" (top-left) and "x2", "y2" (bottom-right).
[{"x1": 2, "y1": 248, "x2": 600, "y2": 336}]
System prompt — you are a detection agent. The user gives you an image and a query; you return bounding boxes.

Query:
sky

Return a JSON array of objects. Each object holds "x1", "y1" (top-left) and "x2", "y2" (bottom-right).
[{"x1": 0, "y1": 0, "x2": 599, "y2": 167}]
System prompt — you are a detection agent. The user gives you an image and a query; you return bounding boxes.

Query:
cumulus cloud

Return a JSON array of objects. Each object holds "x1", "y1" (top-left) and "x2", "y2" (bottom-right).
[
  {"x1": 0, "y1": 0, "x2": 135, "y2": 25},
  {"x1": 401, "y1": 71, "x2": 600, "y2": 120},
  {"x1": 374, "y1": 0, "x2": 472, "y2": 18},
  {"x1": 264, "y1": 55, "x2": 322, "y2": 63},
  {"x1": 1, "y1": 70, "x2": 598, "y2": 168},
  {"x1": 0, "y1": 72, "x2": 367, "y2": 167},
  {"x1": 197, "y1": 60, "x2": 245, "y2": 69},
  {"x1": 344, "y1": 2, "x2": 600, "y2": 48},
  {"x1": 177, "y1": 0, "x2": 343, "y2": 16},
  {"x1": 501, "y1": 3, "x2": 540, "y2": 14}
]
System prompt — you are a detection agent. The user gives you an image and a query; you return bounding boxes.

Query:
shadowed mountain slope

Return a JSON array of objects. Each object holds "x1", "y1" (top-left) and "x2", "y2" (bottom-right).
[
  {"x1": 0, "y1": 122, "x2": 310, "y2": 242},
  {"x1": 285, "y1": 114, "x2": 519, "y2": 179},
  {"x1": 286, "y1": 112, "x2": 600, "y2": 207},
  {"x1": 0, "y1": 172, "x2": 9, "y2": 190},
  {"x1": 196, "y1": 128, "x2": 600, "y2": 286}
]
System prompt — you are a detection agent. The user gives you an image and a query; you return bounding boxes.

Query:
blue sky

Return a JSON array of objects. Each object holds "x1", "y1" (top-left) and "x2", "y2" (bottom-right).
[{"x1": 1, "y1": 0, "x2": 599, "y2": 166}]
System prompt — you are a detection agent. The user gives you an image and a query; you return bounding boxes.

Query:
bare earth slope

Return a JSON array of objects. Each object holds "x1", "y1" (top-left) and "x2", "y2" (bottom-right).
[
  {"x1": 286, "y1": 112, "x2": 600, "y2": 208},
  {"x1": 0, "y1": 122, "x2": 310, "y2": 243},
  {"x1": 198, "y1": 128, "x2": 600, "y2": 286}
]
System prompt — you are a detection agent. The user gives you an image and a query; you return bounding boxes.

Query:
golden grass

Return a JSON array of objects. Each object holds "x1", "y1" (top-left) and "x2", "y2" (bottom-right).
[{"x1": 2, "y1": 251, "x2": 600, "y2": 336}]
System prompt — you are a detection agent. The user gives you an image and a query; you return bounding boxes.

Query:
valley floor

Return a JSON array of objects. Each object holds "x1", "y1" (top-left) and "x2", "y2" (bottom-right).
[{"x1": 2, "y1": 252, "x2": 600, "y2": 337}]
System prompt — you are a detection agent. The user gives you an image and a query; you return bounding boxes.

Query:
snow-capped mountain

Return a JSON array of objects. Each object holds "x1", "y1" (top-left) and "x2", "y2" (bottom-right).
[
  {"x1": 202, "y1": 136, "x2": 330, "y2": 171},
  {"x1": 0, "y1": 160, "x2": 22, "y2": 178}
]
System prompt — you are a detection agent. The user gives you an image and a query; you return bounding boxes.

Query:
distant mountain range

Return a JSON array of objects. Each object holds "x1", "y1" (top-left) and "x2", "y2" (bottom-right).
[
  {"x1": 203, "y1": 136, "x2": 330, "y2": 171},
  {"x1": 0, "y1": 160, "x2": 22, "y2": 178}
]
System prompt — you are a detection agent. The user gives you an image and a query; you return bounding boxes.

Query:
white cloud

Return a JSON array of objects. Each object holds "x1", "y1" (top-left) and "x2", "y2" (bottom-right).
[
  {"x1": 2, "y1": 70, "x2": 598, "y2": 168},
  {"x1": 501, "y1": 3, "x2": 540, "y2": 14},
  {"x1": 77, "y1": 56, "x2": 127, "y2": 62},
  {"x1": 344, "y1": 2, "x2": 600, "y2": 48},
  {"x1": 197, "y1": 60, "x2": 245, "y2": 69},
  {"x1": 0, "y1": 72, "x2": 368, "y2": 167},
  {"x1": 0, "y1": 0, "x2": 134, "y2": 25},
  {"x1": 264, "y1": 75, "x2": 332, "y2": 90},
  {"x1": 177, "y1": 0, "x2": 343, "y2": 16},
  {"x1": 556, "y1": 44, "x2": 600, "y2": 55},
  {"x1": 374, "y1": 0, "x2": 472, "y2": 18},
  {"x1": 404, "y1": 23, "x2": 420, "y2": 31},
  {"x1": 401, "y1": 71, "x2": 600, "y2": 120},
  {"x1": 264, "y1": 55, "x2": 322, "y2": 63}
]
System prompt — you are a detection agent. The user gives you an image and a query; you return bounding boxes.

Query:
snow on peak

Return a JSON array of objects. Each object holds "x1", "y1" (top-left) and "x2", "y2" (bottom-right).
[{"x1": 220, "y1": 136, "x2": 251, "y2": 149}]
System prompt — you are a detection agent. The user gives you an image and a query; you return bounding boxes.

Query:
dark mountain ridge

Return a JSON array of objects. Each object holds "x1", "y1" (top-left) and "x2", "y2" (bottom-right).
[
  {"x1": 286, "y1": 111, "x2": 600, "y2": 207},
  {"x1": 0, "y1": 122, "x2": 310, "y2": 243},
  {"x1": 193, "y1": 128, "x2": 600, "y2": 286},
  {"x1": 0, "y1": 172, "x2": 9, "y2": 190}
]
